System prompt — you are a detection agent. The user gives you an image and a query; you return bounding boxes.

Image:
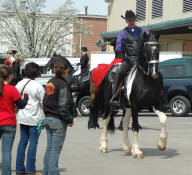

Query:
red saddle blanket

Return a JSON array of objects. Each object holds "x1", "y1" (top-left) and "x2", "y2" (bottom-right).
[{"x1": 91, "y1": 58, "x2": 123, "y2": 91}]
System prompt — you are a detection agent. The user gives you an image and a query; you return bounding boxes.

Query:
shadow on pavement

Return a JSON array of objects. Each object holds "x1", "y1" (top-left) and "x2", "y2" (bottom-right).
[
  {"x1": 11, "y1": 168, "x2": 67, "y2": 173},
  {"x1": 141, "y1": 126, "x2": 161, "y2": 131},
  {"x1": 141, "y1": 148, "x2": 180, "y2": 158},
  {"x1": 110, "y1": 148, "x2": 179, "y2": 159}
]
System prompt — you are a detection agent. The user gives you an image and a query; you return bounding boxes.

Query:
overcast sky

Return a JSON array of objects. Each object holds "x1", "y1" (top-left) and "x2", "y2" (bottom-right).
[{"x1": 44, "y1": 0, "x2": 108, "y2": 15}]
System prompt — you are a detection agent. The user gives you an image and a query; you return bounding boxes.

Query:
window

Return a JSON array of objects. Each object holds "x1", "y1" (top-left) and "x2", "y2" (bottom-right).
[
  {"x1": 189, "y1": 61, "x2": 192, "y2": 74},
  {"x1": 136, "y1": 0, "x2": 146, "y2": 21},
  {"x1": 159, "y1": 65, "x2": 186, "y2": 76},
  {"x1": 152, "y1": 0, "x2": 163, "y2": 18},
  {"x1": 183, "y1": 0, "x2": 192, "y2": 12}
]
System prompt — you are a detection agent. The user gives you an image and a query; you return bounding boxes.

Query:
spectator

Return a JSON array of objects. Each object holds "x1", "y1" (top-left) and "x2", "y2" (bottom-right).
[
  {"x1": 0, "y1": 66, "x2": 28, "y2": 175},
  {"x1": 43, "y1": 60, "x2": 77, "y2": 175},
  {"x1": 16, "y1": 62, "x2": 45, "y2": 175}
]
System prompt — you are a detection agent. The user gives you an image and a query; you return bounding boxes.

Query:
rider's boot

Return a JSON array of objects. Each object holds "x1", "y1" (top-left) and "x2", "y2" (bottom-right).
[
  {"x1": 109, "y1": 73, "x2": 124, "y2": 108},
  {"x1": 110, "y1": 62, "x2": 133, "y2": 108}
]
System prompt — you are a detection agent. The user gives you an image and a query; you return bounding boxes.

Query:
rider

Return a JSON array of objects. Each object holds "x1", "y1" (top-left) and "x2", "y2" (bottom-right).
[
  {"x1": 110, "y1": 10, "x2": 148, "y2": 106},
  {"x1": 73, "y1": 47, "x2": 89, "y2": 89},
  {"x1": 80, "y1": 47, "x2": 89, "y2": 77}
]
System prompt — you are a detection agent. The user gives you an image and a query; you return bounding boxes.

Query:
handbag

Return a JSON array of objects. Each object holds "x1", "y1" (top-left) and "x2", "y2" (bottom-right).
[
  {"x1": 15, "y1": 80, "x2": 31, "y2": 113},
  {"x1": 20, "y1": 80, "x2": 31, "y2": 96}
]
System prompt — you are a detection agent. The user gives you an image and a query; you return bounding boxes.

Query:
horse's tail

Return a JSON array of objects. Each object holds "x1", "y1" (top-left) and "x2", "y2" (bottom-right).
[
  {"x1": 89, "y1": 76, "x2": 100, "y2": 128},
  {"x1": 107, "y1": 112, "x2": 115, "y2": 134}
]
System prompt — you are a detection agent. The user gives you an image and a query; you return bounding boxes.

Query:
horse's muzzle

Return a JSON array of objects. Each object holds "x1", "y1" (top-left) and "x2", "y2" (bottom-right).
[{"x1": 152, "y1": 73, "x2": 159, "y2": 79}]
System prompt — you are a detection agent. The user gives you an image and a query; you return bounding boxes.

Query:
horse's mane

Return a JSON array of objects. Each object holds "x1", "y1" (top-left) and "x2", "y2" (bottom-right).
[{"x1": 44, "y1": 54, "x2": 74, "y2": 71}]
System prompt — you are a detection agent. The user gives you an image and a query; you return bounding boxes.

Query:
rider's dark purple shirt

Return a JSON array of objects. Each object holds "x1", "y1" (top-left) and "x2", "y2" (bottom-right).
[{"x1": 116, "y1": 26, "x2": 147, "y2": 53}]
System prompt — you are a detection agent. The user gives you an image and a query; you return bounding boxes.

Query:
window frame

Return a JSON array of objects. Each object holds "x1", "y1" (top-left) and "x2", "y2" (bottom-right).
[
  {"x1": 183, "y1": 0, "x2": 192, "y2": 13},
  {"x1": 152, "y1": 0, "x2": 163, "y2": 19},
  {"x1": 136, "y1": 0, "x2": 146, "y2": 21}
]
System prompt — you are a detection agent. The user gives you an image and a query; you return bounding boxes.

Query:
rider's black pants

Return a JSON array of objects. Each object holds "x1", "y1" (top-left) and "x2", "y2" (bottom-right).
[{"x1": 113, "y1": 60, "x2": 134, "y2": 95}]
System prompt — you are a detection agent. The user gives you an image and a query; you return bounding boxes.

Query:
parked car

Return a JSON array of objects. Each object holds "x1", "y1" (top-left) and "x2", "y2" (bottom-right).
[
  {"x1": 160, "y1": 57, "x2": 192, "y2": 117},
  {"x1": 71, "y1": 64, "x2": 90, "y2": 116}
]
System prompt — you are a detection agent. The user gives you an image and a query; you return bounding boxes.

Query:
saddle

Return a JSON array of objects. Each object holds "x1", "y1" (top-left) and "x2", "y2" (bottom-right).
[
  {"x1": 108, "y1": 63, "x2": 122, "y2": 84},
  {"x1": 107, "y1": 64, "x2": 137, "y2": 107},
  {"x1": 91, "y1": 59, "x2": 123, "y2": 92}
]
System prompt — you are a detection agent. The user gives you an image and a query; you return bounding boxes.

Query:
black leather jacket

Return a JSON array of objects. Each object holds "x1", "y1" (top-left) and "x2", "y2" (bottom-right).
[{"x1": 43, "y1": 76, "x2": 78, "y2": 124}]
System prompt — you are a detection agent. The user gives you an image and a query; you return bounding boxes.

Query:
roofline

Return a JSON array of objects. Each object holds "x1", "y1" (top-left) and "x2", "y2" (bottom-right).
[
  {"x1": 77, "y1": 14, "x2": 107, "y2": 19},
  {"x1": 143, "y1": 17, "x2": 192, "y2": 31},
  {"x1": 0, "y1": 11, "x2": 107, "y2": 19},
  {"x1": 101, "y1": 16, "x2": 192, "y2": 39}
]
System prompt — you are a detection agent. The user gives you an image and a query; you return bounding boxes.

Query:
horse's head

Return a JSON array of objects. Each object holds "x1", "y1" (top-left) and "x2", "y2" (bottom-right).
[
  {"x1": 143, "y1": 32, "x2": 160, "y2": 79},
  {"x1": 45, "y1": 53, "x2": 74, "y2": 72},
  {"x1": 44, "y1": 53, "x2": 75, "y2": 85}
]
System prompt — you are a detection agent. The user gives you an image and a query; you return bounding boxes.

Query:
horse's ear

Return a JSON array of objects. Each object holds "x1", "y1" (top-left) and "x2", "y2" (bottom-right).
[
  {"x1": 144, "y1": 30, "x2": 150, "y2": 41},
  {"x1": 154, "y1": 33, "x2": 160, "y2": 41},
  {"x1": 148, "y1": 31, "x2": 160, "y2": 41},
  {"x1": 53, "y1": 52, "x2": 57, "y2": 57}
]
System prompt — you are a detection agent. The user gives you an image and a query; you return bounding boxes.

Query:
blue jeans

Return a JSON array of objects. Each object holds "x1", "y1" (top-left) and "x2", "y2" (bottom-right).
[
  {"x1": 16, "y1": 124, "x2": 40, "y2": 173},
  {"x1": 43, "y1": 117, "x2": 67, "y2": 175},
  {"x1": 0, "y1": 125, "x2": 16, "y2": 175}
]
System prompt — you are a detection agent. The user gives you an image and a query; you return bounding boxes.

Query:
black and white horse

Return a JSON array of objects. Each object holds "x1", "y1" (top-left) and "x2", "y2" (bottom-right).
[{"x1": 89, "y1": 33, "x2": 168, "y2": 159}]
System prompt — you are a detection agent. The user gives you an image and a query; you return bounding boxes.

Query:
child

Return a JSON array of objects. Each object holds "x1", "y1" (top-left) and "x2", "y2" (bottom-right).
[
  {"x1": 43, "y1": 60, "x2": 77, "y2": 175},
  {"x1": 0, "y1": 66, "x2": 28, "y2": 175}
]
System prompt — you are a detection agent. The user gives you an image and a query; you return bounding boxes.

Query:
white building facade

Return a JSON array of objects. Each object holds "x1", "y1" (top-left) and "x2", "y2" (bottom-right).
[{"x1": 104, "y1": 0, "x2": 192, "y2": 53}]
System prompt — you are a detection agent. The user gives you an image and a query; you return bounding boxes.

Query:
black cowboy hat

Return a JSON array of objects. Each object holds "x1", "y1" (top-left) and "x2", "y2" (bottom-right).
[
  {"x1": 81, "y1": 47, "x2": 88, "y2": 52},
  {"x1": 7, "y1": 50, "x2": 17, "y2": 54},
  {"x1": 121, "y1": 10, "x2": 136, "y2": 21}
]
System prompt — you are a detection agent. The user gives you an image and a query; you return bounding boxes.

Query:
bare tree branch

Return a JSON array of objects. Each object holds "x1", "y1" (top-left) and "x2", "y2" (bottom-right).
[{"x1": 0, "y1": 0, "x2": 93, "y2": 58}]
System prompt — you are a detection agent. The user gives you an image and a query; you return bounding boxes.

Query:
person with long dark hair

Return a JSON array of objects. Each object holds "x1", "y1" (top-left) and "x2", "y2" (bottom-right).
[
  {"x1": 16, "y1": 62, "x2": 45, "y2": 175},
  {"x1": 0, "y1": 66, "x2": 28, "y2": 175},
  {"x1": 43, "y1": 60, "x2": 77, "y2": 175}
]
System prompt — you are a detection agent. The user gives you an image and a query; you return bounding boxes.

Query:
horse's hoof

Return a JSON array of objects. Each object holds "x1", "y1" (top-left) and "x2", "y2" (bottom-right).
[
  {"x1": 157, "y1": 137, "x2": 167, "y2": 151},
  {"x1": 133, "y1": 153, "x2": 143, "y2": 160},
  {"x1": 158, "y1": 145, "x2": 166, "y2": 151},
  {"x1": 123, "y1": 144, "x2": 131, "y2": 155},
  {"x1": 99, "y1": 147, "x2": 108, "y2": 153}
]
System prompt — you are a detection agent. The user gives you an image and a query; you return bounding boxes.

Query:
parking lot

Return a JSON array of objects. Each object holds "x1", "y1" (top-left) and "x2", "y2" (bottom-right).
[{"x1": 1, "y1": 114, "x2": 192, "y2": 175}]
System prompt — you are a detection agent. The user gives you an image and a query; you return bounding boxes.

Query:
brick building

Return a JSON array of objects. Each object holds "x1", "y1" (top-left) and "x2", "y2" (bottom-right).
[{"x1": 72, "y1": 14, "x2": 107, "y2": 57}]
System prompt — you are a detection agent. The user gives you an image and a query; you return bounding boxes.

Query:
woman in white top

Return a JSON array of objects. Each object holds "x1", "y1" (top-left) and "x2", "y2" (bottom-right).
[{"x1": 15, "y1": 62, "x2": 45, "y2": 175}]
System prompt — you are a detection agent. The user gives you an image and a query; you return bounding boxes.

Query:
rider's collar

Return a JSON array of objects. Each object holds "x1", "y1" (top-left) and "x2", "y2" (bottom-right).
[
  {"x1": 128, "y1": 26, "x2": 137, "y2": 32},
  {"x1": 144, "y1": 41, "x2": 158, "y2": 45}
]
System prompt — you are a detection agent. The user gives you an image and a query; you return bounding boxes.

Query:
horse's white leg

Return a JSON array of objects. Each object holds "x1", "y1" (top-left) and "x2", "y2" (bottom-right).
[
  {"x1": 123, "y1": 108, "x2": 132, "y2": 154},
  {"x1": 131, "y1": 131, "x2": 143, "y2": 159},
  {"x1": 153, "y1": 107, "x2": 168, "y2": 151},
  {"x1": 99, "y1": 115, "x2": 110, "y2": 153}
]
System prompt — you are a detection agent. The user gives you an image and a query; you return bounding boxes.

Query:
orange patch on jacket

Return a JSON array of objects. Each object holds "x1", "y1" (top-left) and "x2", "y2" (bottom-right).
[{"x1": 46, "y1": 83, "x2": 55, "y2": 95}]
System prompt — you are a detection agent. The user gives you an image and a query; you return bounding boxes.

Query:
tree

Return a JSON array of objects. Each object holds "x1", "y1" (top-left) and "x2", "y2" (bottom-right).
[{"x1": 0, "y1": 0, "x2": 93, "y2": 58}]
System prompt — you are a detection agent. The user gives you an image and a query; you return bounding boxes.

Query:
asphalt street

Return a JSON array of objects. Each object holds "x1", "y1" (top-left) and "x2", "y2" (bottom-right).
[{"x1": 1, "y1": 114, "x2": 192, "y2": 175}]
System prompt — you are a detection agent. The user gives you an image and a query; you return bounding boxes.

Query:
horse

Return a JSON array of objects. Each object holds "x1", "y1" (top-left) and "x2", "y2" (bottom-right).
[
  {"x1": 44, "y1": 53, "x2": 75, "y2": 85},
  {"x1": 89, "y1": 33, "x2": 168, "y2": 159}
]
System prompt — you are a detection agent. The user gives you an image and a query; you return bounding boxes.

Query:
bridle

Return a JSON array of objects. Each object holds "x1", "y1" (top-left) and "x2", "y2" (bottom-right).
[{"x1": 137, "y1": 41, "x2": 159, "y2": 76}]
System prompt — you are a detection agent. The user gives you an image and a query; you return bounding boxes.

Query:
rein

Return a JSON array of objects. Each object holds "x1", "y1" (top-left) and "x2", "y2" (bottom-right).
[{"x1": 137, "y1": 41, "x2": 159, "y2": 76}]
